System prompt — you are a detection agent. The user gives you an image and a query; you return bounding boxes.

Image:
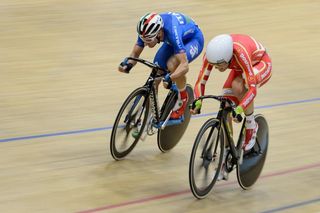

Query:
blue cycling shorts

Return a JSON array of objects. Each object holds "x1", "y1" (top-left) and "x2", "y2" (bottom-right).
[{"x1": 153, "y1": 30, "x2": 204, "y2": 71}]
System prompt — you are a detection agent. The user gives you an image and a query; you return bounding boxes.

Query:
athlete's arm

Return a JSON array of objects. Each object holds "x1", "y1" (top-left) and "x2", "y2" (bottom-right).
[
  {"x1": 194, "y1": 54, "x2": 213, "y2": 99},
  {"x1": 128, "y1": 44, "x2": 144, "y2": 66}
]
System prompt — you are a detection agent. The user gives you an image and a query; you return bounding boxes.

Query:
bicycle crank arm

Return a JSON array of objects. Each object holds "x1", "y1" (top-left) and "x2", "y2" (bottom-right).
[
  {"x1": 239, "y1": 149, "x2": 244, "y2": 165},
  {"x1": 154, "y1": 110, "x2": 185, "y2": 129},
  {"x1": 160, "y1": 110, "x2": 173, "y2": 129}
]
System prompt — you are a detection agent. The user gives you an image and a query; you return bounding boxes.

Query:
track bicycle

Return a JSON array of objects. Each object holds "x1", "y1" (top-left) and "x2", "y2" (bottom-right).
[
  {"x1": 110, "y1": 57, "x2": 194, "y2": 160},
  {"x1": 189, "y1": 95, "x2": 269, "y2": 199}
]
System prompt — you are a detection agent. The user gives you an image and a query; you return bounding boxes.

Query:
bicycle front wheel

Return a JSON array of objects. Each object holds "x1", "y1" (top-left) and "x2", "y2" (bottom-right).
[
  {"x1": 110, "y1": 87, "x2": 150, "y2": 160},
  {"x1": 189, "y1": 118, "x2": 225, "y2": 199}
]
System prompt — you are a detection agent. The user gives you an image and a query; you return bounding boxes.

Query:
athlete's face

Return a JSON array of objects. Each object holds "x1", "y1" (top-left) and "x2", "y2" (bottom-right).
[
  {"x1": 213, "y1": 62, "x2": 229, "y2": 72},
  {"x1": 140, "y1": 30, "x2": 162, "y2": 48},
  {"x1": 144, "y1": 38, "x2": 158, "y2": 48}
]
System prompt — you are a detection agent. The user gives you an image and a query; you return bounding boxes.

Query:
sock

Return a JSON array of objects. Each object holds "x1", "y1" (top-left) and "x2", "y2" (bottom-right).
[
  {"x1": 172, "y1": 88, "x2": 187, "y2": 111},
  {"x1": 179, "y1": 87, "x2": 187, "y2": 100},
  {"x1": 245, "y1": 113, "x2": 255, "y2": 129}
]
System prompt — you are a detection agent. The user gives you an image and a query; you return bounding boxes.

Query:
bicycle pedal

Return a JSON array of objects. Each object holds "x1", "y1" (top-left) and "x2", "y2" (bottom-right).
[{"x1": 239, "y1": 149, "x2": 244, "y2": 165}]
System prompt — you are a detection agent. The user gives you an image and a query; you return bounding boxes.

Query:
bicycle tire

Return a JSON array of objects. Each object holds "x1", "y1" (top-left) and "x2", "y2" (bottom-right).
[
  {"x1": 236, "y1": 114, "x2": 269, "y2": 189},
  {"x1": 110, "y1": 87, "x2": 150, "y2": 160},
  {"x1": 189, "y1": 118, "x2": 225, "y2": 199}
]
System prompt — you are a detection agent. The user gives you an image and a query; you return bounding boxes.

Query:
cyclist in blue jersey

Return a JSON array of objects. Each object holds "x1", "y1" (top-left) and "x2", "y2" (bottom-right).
[{"x1": 118, "y1": 12, "x2": 204, "y2": 120}]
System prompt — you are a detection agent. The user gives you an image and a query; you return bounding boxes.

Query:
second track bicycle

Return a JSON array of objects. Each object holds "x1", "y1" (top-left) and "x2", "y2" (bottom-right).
[{"x1": 189, "y1": 95, "x2": 269, "y2": 199}]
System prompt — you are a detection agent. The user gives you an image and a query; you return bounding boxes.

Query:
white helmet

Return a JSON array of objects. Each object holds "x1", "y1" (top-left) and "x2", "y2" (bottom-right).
[
  {"x1": 206, "y1": 34, "x2": 233, "y2": 63},
  {"x1": 137, "y1": 12, "x2": 164, "y2": 39}
]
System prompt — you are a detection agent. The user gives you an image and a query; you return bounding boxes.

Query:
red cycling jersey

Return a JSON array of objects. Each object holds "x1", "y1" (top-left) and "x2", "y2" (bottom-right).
[{"x1": 194, "y1": 34, "x2": 272, "y2": 109}]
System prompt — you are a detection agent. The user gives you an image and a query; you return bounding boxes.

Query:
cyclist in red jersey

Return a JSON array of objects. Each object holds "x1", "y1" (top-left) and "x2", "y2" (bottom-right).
[{"x1": 191, "y1": 34, "x2": 272, "y2": 152}]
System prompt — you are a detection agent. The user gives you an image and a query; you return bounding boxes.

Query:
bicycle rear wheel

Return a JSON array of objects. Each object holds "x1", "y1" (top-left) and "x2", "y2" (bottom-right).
[
  {"x1": 237, "y1": 114, "x2": 269, "y2": 189},
  {"x1": 157, "y1": 84, "x2": 194, "y2": 152},
  {"x1": 189, "y1": 118, "x2": 225, "y2": 199},
  {"x1": 110, "y1": 87, "x2": 150, "y2": 160}
]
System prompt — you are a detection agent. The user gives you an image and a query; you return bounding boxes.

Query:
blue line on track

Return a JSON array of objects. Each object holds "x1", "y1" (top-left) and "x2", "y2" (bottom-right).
[
  {"x1": 1, "y1": 97, "x2": 319, "y2": 143},
  {"x1": 0, "y1": 127, "x2": 112, "y2": 143},
  {"x1": 260, "y1": 197, "x2": 320, "y2": 213}
]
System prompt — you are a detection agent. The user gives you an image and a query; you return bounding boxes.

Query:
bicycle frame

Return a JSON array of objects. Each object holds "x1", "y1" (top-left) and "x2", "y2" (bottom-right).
[
  {"x1": 220, "y1": 106, "x2": 246, "y2": 164},
  {"x1": 198, "y1": 95, "x2": 246, "y2": 165},
  {"x1": 143, "y1": 68, "x2": 161, "y2": 122},
  {"x1": 126, "y1": 57, "x2": 179, "y2": 130}
]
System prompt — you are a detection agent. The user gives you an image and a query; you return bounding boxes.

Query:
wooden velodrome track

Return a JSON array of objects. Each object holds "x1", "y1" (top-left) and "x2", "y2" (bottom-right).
[{"x1": 0, "y1": 0, "x2": 319, "y2": 212}]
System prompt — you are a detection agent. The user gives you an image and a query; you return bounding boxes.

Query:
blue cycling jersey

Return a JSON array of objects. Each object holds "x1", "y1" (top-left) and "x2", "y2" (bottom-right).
[{"x1": 137, "y1": 12, "x2": 201, "y2": 54}]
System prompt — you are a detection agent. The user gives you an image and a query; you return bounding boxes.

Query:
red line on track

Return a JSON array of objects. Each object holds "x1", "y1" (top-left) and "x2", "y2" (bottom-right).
[{"x1": 76, "y1": 162, "x2": 320, "y2": 213}]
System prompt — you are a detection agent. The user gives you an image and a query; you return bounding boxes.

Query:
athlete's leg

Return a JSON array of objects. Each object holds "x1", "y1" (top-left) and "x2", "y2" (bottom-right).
[
  {"x1": 231, "y1": 76, "x2": 254, "y2": 115},
  {"x1": 153, "y1": 43, "x2": 173, "y2": 70},
  {"x1": 167, "y1": 56, "x2": 188, "y2": 119},
  {"x1": 167, "y1": 31, "x2": 204, "y2": 119},
  {"x1": 223, "y1": 72, "x2": 255, "y2": 150},
  {"x1": 221, "y1": 70, "x2": 242, "y2": 136},
  {"x1": 244, "y1": 53, "x2": 272, "y2": 122},
  {"x1": 153, "y1": 43, "x2": 174, "y2": 92},
  {"x1": 243, "y1": 54, "x2": 272, "y2": 150},
  {"x1": 255, "y1": 53, "x2": 272, "y2": 88},
  {"x1": 222, "y1": 69, "x2": 242, "y2": 105},
  {"x1": 166, "y1": 56, "x2": 186, "y2": 89},
  {"x1": 167, "y1": 30, "x2": 204, "y2": 89}
]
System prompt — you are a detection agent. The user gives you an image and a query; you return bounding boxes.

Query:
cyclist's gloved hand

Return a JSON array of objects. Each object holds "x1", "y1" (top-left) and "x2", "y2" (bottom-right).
[
  {"x1": 190, "y1": 99, "x2": 202, "y2": 115},
  {"x1": 162, "y1": 73, "x2": 172, "y2": 89},
  {"x1": 232, "y1": 105, "x2": 243, "y2": 123},
  {"x1": 119, "y1": 58, "x2": 133, "y2": 73}
]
